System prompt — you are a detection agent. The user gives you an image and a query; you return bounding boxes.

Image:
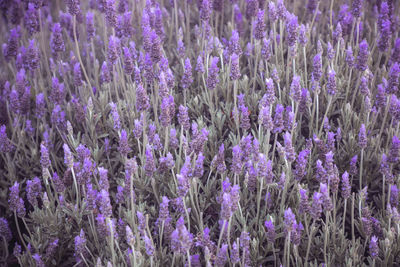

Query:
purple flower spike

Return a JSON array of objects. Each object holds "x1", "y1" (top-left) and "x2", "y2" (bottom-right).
[
  {"x1": 388, "y1": 63, "x2": 400, "y2": 94},
  {"x1": 86, "y1": 12, "x2": 95, "y2": 40},
  {"x1": 254, "y1": 9, "x2": 265, "y2": 40},
  {"x1": 284, "y1": 208, "x2": 296, "y2": 233},
  {"x1": 341, "y1": 171, "x2": 351, "y2": 199},
  {"x1": 388, "y1": 136, "x2": 400, "y2": 163},
  {"x1": 73, "y1": 63, "x2": 83, "y2": 87},
  {"x1": 351, "y1": 0, "x2": 363, "y2": 18},
  {"x1": 369, "y1": 236, "x2": 379, "y2": 259},
  {"x1": 286, "y1": 14, "x2": 299, "y2": 47},
  {"x1": 178, "y1": 105, "x2": 191, "y2": 131},
  {"x1": 200, "y1": 0, "x2": 211, "y2": 21},
  {"x1": 170, "y1": 217, "x2": 193, "y2": 254},
  {"x1": 206, "y1": 57, "x2": 220, "y2": 90},
  {"x1": 51, "y1": 23, "x2": 65, "y2": 55},
  {"x1": 230, "y1": 53, "x2": 241, "y2": 80},
  {"x1": 8, "y1": 182, "x2": 26, "y2": 217},
  {"x1": 356, "y1": 40, "x2": 369, "y2": 71},
  {"x1": 326, "y1": 69, "x2": 337, "y2": 95},
  {"x1": 310, "y1": 192, "x2": 323, "y2": 220},
  {"x1": 26, "y1": 177, "x2": 42, "y2": 207},
  {"x1": 283, "y1": 132, "x2": 296, "y2": 162},
  {"x1": 181, "y1": 58, "x2": 193, "y2": 89},
  {"x1": 358, "y1": 124, "x2": 367, "y2": 149}
]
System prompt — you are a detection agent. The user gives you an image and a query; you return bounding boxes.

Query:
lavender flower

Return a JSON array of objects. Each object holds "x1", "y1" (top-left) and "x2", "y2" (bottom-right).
[
  {"x1": 26, "y1": 177, "x2": 42, "y2": 207},
  {"x1": 356, "y1": 40, "x2": 369, "y2": 71},
  {"x1": 388, "y1": 135, "x2": 400, "y2": 163},
  {"x1": 9, "y1": 182, "x2": 25, "y2": 217},
  {"x1": 326, "y1": 69, "x2": 337, "y2": 95},
  {"x1": 369, "y1": 236, "x2": 379, "y2": 259},
  {"x1": 181, "y1": 58, "x2": 193, "y2": 89},
  {"x1": 286, "y1": 14, "x2": 298, "y2": 47},
  {"x1": 0, "y1": 218, "x2": 12, "y2": 242},
  {"x1": 254, "y1": 9, "x2": 265, "y2": 40},
  {"x1": 170, "y1": 217, "x2": 193, "y2": 254},
  {"x1": 206, "y1": 57, "x2": 220, "y2": 90}
]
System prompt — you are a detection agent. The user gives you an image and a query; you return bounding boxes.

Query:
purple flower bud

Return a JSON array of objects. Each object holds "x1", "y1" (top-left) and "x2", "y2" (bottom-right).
[
  {"x1": 351, "y1": 0, "x2": 363, "y2": 18},
  {"x1": 310, "y1": 192, "x2": 323, "y2": 220},
  {"x1": 211, "y1": 144, "x2": 227, "y2": 173},
  {"x1": 290, "y1": 75, "x2": 302, "y2": 102},
  {"x1": 206, "y1": 57, "x2": 220, "y2": 90},
  {"x1": 273, "y1": 104, "x2": 284, "y2": 133},
  {"x1": 105, "y1": 0, "x2": 117, "y2": 27},
  {"x1": 231, "y1": 241, "x2": 240, "y2": 263},
  {"x1": 63, "y1": 144, "x2": 74, "y2": 168},
  {"x1": 108, "y1": 36, "x2": 120, "y2": 65},
  {"x1": 230, "y1": 53, "x2": 241, "y2": 80},
  {"x1": 24, "y1": 3, "x2": 39, "y2": 35},
  {"x1": 178, "y1": 105, "x2": 191, "y2": 131},
  {"x1": 341, "y1": 171, "x2": 351, "y2": 199},
  {"x1": 320, "y1": 183, "x2": 333, "y2": 211},
  {"x1": 388, "y1": 135, "x2": 400, "y2": 163},
  {"x1": 261, "y1": 37, "x2": 271, "y2": 61},
  {"x1": 264, "y1": 219, "x2": 276, "y2": 243},
  {"x1": 356, "y1": 40, "x2": 369, "y2": 71},
  {"x1": 73, "y1": 63, "x2": 83, "y2": 87},
  {"x1": 171, "y1": 217, "x2": 193, "y2": 254},
  {"x1": 200, "y1": 0, "x2": 211, "y2": 21},
  {"x1": 100, "y1": 61, "x2": 112, "y2": 84},
  {"x1": 86, "y1": 12, "x2": 95, "y2": 40},
  {"x1": 51, "y1": 23, "x2": 65, "y2": 55},
  {"x1": 136, "y1": 83, "x2": 150, "y2": 112},
  {"x1": 369, "y1": 236, "x2": 379, "y2": 259},
  {"x1": 298, "y1": 187, "x2": 309, "y2": 214},
  {"x1": 392, "y1": 38, "x2": 400, "y2": 64},
  {"x1": 8, "y1": 182, "x2": 25, "y2": 217},
  {"x1": 74, "y1": 229, "x2": 87, "y2": 260},
  {"x1": 181, "y1": 58, "x2": 193, "y2": 89},
  {"x1": 4, "y1": 27, "x2": 20, "y2": 61},
  {"x1": 388, "y1": 63, "x2": 400, "y2": 94},
  {"x1": 193, "y1": 153, "x2": 205, "y2": 178},
  {"x1": 284, "y1": 208, "x2": 296, "y2": 233},
  {"x1": 345, "y1": 46, "x2": 354, "y2": 67},
  {"x1": 195, "y1": 55, "x2": 205, "y2": 73},
  {"x1": 231, "y1": 145, "x2": 243, "y2": 175},
  {"x1": 286, "y1": 14, "x2": 298, "y2": 47},
  {"x1": 26, "y1": 39, "x2": 40, "y2": 71},
  {"x1": 254, "y1": 9, "x2": 265, "y2": 40},
  {"x1": 358, "y1": 124, "x2": 367, "y2": 149},
  {"x1": 26, "y1": 177, "x2": 42, "y2": 207},
  {"x1": 160, "y1": 95, "x2": 175, "y2": 127},
  {"x1": 268, "y1": 2, "x2": 278, "y2": 22},
  {"x1": 215, "y1": 243, "x2": 228, "y2": 267},
  {"x1": 327, "y1": 69, "x2": 337, "y2": 95},
  {"x1": 283, "y1": 132, "x2": 296, "y2": 162}
]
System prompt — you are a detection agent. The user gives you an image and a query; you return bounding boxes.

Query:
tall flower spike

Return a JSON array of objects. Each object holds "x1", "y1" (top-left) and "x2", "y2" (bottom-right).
[
  {"x1": 358, "y1": 124, "x2": 367, "y2": 149},
  {"x1": 181, "y1": 58, "x2": 193, "y2": 89},
  {"x1": 356, "y1": 40, "x2": 369, "y2": 71},
  {"x1": 283, "y1": 132, "x2": 296, "y2": 162},
  {"x1": 286, "y1": 14, "x2": 298, "y2": 47},
  {"x1": 206, "y1": 57, "x2": 220, "y2": 90},
  {"x1": 254, "y1": 9, "x2": 265, "y2": 40},
  {"x1": 200, "y1": 0, "x2": 211, "y2": 21},
  {"x1": 341, "y1": 171, "x2": 351, "y2": 199},
  {"x1": 230, "y1": 53, "x2": 240, "y2": 80},
  {"x1": 178, "y1": 105, "x2": 191, "y2": 131},
  {"x1": 170, "y1": 217, "x2": 193, "y2": 254},
  {"x1": 51, "y1": 23, "x2": 65, "y2": 55},
  {"x1": 8, "y1": 182, "x2": 26, "y2": 217},
  {"x1": 388, "y1": 135, "x2": 400, "y2": 163},
  {"x1": 326, "y1": 69, "x2": 337, "y2": 95},
  {"x1": 369, "y1": 236, "x2": 379, "y2": 259}
]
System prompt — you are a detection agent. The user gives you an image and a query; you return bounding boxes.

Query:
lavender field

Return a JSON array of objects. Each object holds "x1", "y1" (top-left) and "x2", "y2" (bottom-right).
[{"x1": 0, "y1": 0, "x2": 399, "y2": 266}]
